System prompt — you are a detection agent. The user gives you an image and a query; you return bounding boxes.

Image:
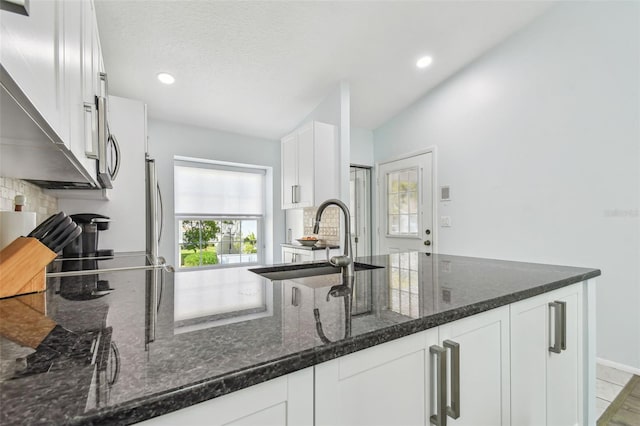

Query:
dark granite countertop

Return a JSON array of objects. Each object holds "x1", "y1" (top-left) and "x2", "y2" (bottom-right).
[
  {"x1": 281, "y1": 242, "x2": 340, "y2": 251},
  {"x1": 0, "y1": 252, "x2": 600, "y2": 425}
]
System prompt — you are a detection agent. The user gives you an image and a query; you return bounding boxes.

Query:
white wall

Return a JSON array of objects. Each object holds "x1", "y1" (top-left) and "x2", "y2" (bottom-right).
[
  {"x1": 373, "y1": 2, "x2": 640, "y2": 369},
  {"x1": 350, "y1": 127, "x2": 374, "y2": 167},
  {"x1": 147, "y1": 119, "x2": 283, "y2": 266},
  {"x1": 58, "y1": 96, "x2": 146, "y2": 253}
]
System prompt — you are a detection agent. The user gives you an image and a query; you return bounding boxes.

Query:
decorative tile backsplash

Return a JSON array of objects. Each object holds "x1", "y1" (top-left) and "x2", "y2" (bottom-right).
[
  {"x1": 303, "y1": 206, "x2": 340, "y2": 245},
  {"x1": 0, "y1": 177, "x2": 58, "y2": 221}
]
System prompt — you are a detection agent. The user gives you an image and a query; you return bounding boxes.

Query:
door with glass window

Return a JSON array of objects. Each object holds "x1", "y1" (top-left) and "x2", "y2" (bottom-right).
[{"x1": 378, "y1": 153, "x2": 433, "y2": 254}]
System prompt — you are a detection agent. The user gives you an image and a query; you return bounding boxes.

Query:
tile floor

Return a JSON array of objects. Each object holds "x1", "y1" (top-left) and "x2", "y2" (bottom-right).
[{"x1": 596, "y1": 363, "x2": 635, "y2": 420}]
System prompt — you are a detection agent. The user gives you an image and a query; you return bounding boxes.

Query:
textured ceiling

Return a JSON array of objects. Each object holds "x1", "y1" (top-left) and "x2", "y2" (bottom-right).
[{"x1": 95, "y1": 1, "x2": 553, "y2": 139}]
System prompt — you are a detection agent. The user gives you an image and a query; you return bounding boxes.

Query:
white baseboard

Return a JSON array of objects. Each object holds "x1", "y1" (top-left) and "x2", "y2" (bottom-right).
[{"x1": 597, "y1": 357, "x2": 640, "y2": 376}]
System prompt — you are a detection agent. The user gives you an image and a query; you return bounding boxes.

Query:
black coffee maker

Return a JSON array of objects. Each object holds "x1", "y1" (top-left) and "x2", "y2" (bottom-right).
[{"x1": 63, "y1": 213, "x2": 114, "y2": 257}]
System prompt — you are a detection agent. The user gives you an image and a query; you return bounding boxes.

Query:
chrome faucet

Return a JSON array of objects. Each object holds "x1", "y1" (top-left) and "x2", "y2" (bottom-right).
[{"x1": 313, "y1": 199, "x2": 354, "y2": 279}]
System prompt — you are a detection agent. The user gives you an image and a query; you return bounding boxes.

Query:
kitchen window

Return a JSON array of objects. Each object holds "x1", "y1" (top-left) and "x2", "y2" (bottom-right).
[{"x1": 174, "y1": 159, "x2": 266, "y2": 269}]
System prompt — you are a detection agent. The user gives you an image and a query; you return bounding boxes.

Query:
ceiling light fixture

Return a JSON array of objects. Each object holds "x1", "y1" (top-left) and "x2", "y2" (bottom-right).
[
  {"x1": 157, "y1": 72, "x2": 175, "y2": 85},
  {"x1": 416, "y1": 56, "x2": 433, "y2": 69}
]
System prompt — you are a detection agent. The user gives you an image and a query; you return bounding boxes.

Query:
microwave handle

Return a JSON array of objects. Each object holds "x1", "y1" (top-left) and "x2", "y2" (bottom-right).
[{"x1": 108, "y1": 133, "x2": 121, "y2": 180}]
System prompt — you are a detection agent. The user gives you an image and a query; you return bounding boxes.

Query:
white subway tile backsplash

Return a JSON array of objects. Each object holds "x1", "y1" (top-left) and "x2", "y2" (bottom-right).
[
  {"x1": 0, "y1": 177, "x2": 58, "y2": 221},
  {"x1": 303, "y1": 206, "x2": 340, "y2": 245}
]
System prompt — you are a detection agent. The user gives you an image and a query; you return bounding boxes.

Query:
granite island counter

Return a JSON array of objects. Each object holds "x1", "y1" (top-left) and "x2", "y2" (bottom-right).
[{"x1": 0, "y1": 252, "x2": 600, "y2": 425}]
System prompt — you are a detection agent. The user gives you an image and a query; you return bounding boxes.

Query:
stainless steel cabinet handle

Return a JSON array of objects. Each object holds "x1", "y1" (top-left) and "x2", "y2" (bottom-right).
[
  {"x1": 549, "y1": 301, "x2": 565, "y2": 353},
  {"x1": 291, "y1": 286, "x2": 300, "y2": 307},
  {"x1": 99, "y1": 72, "x2": 108, "y2": 98},
  {"x1": 444, "y1": 340, "x2": 460, "y2": 419},
  {"x1": 430, "y1": 345, "x2": 447, "y2": 426},
  {"x1": 558, "y1": 301, "x2": 567, "y2": 350},
  {"x1": 291, "y1": 185, "x2": 295, "y2": 204},
  {"x1": 83, "y1": 103, "x2": 98, "y2": 158}
]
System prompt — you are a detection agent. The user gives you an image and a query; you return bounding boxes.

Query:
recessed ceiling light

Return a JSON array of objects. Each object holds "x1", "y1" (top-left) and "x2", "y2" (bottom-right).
[
  {"x1": 157, "y1": 72, "x2": 175, "y2": 85},
  {"x1": 416, "y1": 56, "x2": 433, "y2": 69}
]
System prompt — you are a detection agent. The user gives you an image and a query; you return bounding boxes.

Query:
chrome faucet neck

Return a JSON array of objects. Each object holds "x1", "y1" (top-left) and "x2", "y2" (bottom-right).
[{"x1": 314, "y1": 199, "x2": 354, "y2": 278}]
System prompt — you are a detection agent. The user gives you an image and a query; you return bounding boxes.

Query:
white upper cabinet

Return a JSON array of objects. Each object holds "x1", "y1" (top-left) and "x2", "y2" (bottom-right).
[
  {"x1": 61, "y1": 0, "x2": 97, "y2": 176},
  {"x1": 281, "y1": 121, "x2": 339, "y2": 209},
  {"x1": 0, "y1": 0, "x2": 105, "y2": 188},
  {"x1": 0, "y1": 0, "x2": 64, "y2": 137}
]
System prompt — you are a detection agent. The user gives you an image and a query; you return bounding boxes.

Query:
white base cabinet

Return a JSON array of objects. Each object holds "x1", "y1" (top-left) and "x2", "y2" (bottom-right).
[
  {"x1": 316, "y1": 329, "x2": 439, "y2": 426},
  {"x1": 438, "y1": 306, "x2": 511, "y2": 426},
  {"x1": 511, "y1": 283, "x2": 584, "y2": 426},
  {"x1": 315, "y1": 305, "x2": 510, "y2": 426},
  {"x1": 281, "y1": 247, "x2": 340, "y2": 264},
  {"x1": 138, "y1": 367, "x2": 313, "y2": 426},
  {"x1": 136, "y1": 281, "x2": 593, "y2": 426}
]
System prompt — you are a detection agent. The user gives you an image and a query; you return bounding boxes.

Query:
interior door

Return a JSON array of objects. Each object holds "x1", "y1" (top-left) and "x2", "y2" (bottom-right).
[
  {"x1": 378, "y1": 153, "x2": 433, "y2": 254},
  {"x1": 350, "y1": 166, "x2": 371, "y2": 258}
]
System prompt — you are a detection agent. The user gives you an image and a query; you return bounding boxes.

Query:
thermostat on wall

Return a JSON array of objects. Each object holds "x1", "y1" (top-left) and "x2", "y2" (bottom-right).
[{"x1": 440, "y1": 185, "x2": 451, "y2": 201}]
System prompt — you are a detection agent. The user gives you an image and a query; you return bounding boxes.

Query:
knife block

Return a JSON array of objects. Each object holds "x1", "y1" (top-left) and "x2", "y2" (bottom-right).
[{"x1": 0, "y1": 237, "x2": 57, "y2": 299}]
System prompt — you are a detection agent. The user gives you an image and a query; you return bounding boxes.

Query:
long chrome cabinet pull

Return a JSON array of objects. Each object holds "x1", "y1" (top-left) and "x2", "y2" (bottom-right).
[
  {"x1": 291, "y1": 286, "x2": 300, "y2": 307},
  {"x1": 558, "y1": 301, "x2": 567, "y2": 350},
  {"x1": 444, "y1": 340, "x2": 460, "y2": 419},
  {"x1": 430, "y1": 345, "x2": 447, "y2": 426},
  {"x1": 549, "y1": 301, "x2": 562, "y2": 353}
]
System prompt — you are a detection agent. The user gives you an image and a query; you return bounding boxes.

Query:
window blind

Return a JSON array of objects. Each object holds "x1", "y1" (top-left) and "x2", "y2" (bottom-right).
[{"x1": 174, "y1": 165, "x2": 265, "y2": 216}]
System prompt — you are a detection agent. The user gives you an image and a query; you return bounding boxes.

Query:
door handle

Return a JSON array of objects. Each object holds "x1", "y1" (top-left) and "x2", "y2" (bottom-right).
[
  {"x1": 430, "y1": 345, "x2": 447, "y2": 426},
  {"x1": 444, "y1": 340, "x2": 460, "y2": 419},
  {"x1": 548, "y1": 301, "x2": 566, "y2": 353},
  {"x1": 157, "y1": 184, "x2": 164, "y2": 243}
]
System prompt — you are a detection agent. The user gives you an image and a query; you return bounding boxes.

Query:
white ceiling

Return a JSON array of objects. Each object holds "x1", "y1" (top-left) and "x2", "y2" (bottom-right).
[{"x1": 95, "y1": 1, "x2": 553, "y2": 140}]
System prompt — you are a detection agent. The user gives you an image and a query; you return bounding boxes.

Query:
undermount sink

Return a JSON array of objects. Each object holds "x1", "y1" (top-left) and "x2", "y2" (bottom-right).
[{"x1": 249, "y1": 261, "x2": 383, "y2": 281}]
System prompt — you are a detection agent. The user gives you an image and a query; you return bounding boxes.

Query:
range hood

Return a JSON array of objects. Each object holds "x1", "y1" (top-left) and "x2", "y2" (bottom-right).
[{"x1": 0, "y1": 66, "x2": 99, "y2": 189}]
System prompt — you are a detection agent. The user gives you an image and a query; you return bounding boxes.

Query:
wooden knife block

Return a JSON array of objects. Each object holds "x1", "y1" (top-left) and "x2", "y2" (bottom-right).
[{"x1": 0, "y1": 237, "x2": 57, "y2": 299}]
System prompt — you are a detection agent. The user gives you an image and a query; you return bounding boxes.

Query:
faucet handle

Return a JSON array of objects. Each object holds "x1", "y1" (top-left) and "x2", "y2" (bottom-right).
[{"x1": 329, "y1": 255, "x2": 352, "y2": 267}]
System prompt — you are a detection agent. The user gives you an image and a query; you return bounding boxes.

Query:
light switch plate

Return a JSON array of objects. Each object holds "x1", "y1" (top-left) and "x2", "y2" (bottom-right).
[{"x1": 441, "y1": 216, "x2": 451, "y2": 227}]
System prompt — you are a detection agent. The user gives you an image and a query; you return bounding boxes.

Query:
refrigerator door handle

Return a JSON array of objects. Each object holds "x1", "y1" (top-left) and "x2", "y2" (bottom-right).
[{"x1": 157, "y1": 183, "x2": 164, "y2": 244}]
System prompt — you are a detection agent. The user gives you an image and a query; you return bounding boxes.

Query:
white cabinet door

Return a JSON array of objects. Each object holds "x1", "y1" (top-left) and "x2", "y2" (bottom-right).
[
  {"x1": 137, "y1": 368, "x2": 313, "y2": 426},
  {"x1": 437, "y1": 306, "x2": 511, "y2": 426},
  {"x1": 280, "y1": 121, "x2": 338, "y2": 210},
  {"x1": 281, "y1": 132, "x2": 298, "y2": 209},
  {"x1": 315, "y1": 329, "x2": 439, "y2": 426},
  {"x1": 281, "y1": 248, "x2": 314, "y2": 263},
  {"x1": 61, "y1": 0, "x2": 97, "y2": 179},
  {"x1": 0, "y1": 0, "x2": 64, "y2": 137},
  {"x1": 282, "y1": 248, "x2": 294, "y2": 263},
  {"x1": 296, "y1": 122, "x2": 314, "y2": 207},
  {"x1": 511, "y1": 284, "x2": 583, "y2": 426}
]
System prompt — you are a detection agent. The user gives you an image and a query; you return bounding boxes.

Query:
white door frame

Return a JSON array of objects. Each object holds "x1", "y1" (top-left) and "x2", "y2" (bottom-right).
[{"x1": 374, "y1": 146, "x2": 438, "y2": 255}]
